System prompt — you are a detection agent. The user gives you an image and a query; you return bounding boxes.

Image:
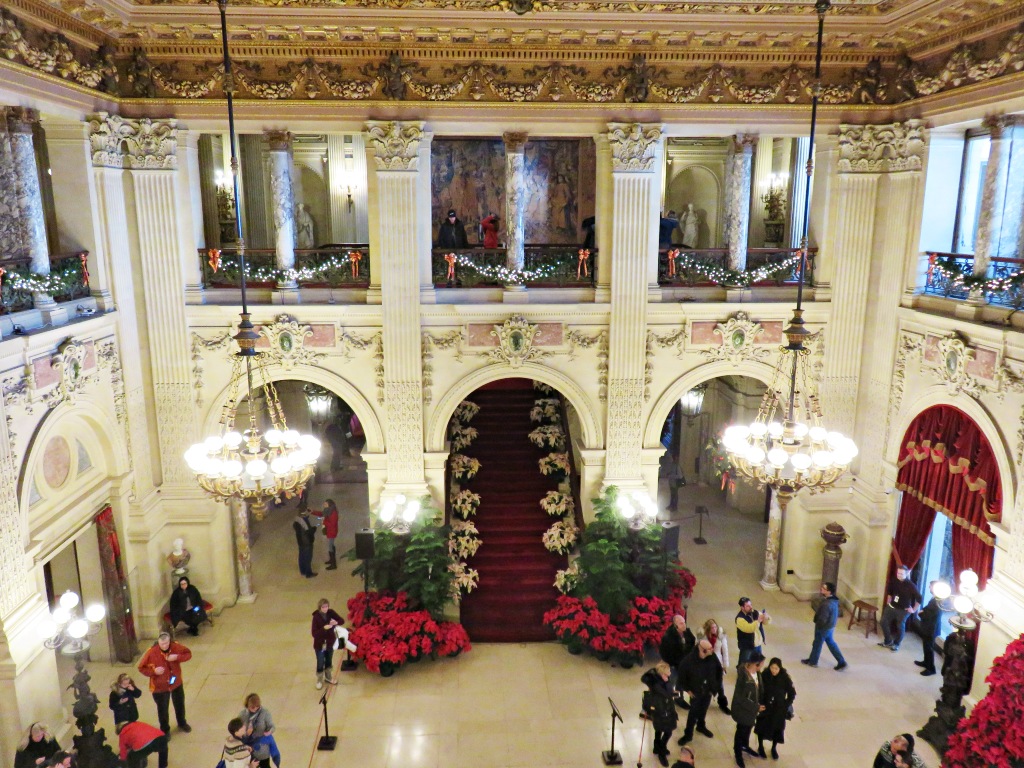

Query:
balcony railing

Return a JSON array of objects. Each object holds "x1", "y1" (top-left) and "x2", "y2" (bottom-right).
[
  {"x1": 1, "y1": 252, "x2": 91, "y2": 314},
  {"x1": 923, "y1": 252, "x2": 1024, "y2": 308},
  {"x1": 658, "y1": 247, "x2": 815, "y2": 287},
  {"x1": 199, "y1": 245, "x2": 371, "y2": 289},
  {"x1": 431, "y1": 246, "x2": 597, "y2": 288}
]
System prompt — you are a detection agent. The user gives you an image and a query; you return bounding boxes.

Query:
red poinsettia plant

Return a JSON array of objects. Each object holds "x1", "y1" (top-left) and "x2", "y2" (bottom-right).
[
  {"x1": 347, "y1": 591, "x2": 471, "y2": 676},
  {"x1": 943, "y1": 632, "x2": 1024, "y2": 768}
]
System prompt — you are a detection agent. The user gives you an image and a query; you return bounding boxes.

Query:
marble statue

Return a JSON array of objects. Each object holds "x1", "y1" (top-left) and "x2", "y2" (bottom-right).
[
  {"x1": 166, "y1": 538, "x2": 191, "y2": 576},
  {"x1": 680, "y1": 203, "x2": 699, "y2": 247},
  {"x1": 295, "y1": 203, "x2": 315, "y2": 249}
]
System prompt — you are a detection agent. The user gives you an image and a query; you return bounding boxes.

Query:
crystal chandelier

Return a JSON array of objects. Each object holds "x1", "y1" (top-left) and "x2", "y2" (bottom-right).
[
  {"x1": 720, "y1": 0, "x2": 856, "y2": 589},
  {"x1": 184, "y1": 0, "x2": 319, "y2": 513}
]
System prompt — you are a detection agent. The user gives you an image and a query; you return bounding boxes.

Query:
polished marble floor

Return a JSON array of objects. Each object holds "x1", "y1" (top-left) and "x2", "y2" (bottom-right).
[{"x1": 86, "y1": 476, "x2": 943, "y2": 768}]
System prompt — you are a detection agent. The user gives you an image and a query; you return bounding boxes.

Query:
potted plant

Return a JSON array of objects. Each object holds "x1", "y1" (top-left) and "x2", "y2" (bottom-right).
[
  {"x1": 449, "y1": 423, "x2": 478, "y2": 451},
  {"x1": 529, "y1": 425, "x2": 566, "y2": 450},
  {"x1": 539, "y1": 452, "x2": 571, "y2": 480},
  {"x1": 450, "y1": 489, "x2": 481, "y2": 519},
  {"x1": 540, "y1": 490, "x2": 574, "y2": 517},
  {"x1": 530, "y1": 398, "x2": 561, "y2": 424},
  {"x1": 453, "y1": 400, "x2": 480, "y2": 423},
  {"x1": 450, "y1": 453, "x2": 481, "y2": 481},
  {"x1": 542, "y1": 518, "x2": 579, "y2": 555}
]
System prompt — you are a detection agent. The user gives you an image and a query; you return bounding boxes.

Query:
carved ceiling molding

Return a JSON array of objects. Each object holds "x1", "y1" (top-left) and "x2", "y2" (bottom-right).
[
  {"x1": 87, "y1": 111, "x2": 177, "y2": 169},
  {"x1": 837, "y1": 120, "x2": 927, "y2": 173},
  {"x1": 4, "y1": 7, "x2": 1024, "y2": 107}
]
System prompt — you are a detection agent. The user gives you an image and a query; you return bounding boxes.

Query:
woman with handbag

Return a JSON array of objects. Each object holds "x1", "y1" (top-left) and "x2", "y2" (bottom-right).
[
  {"x1": 239, "y1": 693, "x2": 280, "y2": 768},
  {"x1": 223, "y1": 718, "x2": 261, "y2": 768},
  {"x1": 754, "y1": 657, "x2": 796, "y2": 760},
  {"x1": 641, "y1": 661, "x2": 679, "y2": 767}
]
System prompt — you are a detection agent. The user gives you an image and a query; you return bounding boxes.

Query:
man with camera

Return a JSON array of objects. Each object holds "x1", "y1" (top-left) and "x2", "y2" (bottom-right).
[{"x1": 137, "y1": 632, "x2": 192, "y2": 737}]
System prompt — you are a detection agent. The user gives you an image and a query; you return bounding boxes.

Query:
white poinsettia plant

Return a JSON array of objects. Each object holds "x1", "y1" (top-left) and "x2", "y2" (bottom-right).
[
  {"x1": 533, "y1": 381, "x2": 554, "y2": 395},
  {"x1": 539, "y1": 452, "x2": 571, "y2": 476},
  {"x1": 540, "y1": 490, "x2": 575, "y2": 517},
  {"x1": 449, "y1": 519, "x2": 482, "y2": 559},
  {"x1": 554, "y1": 560, "x2": 582, "y2": 594},
  {"x1": 528, "y1": 425, "x2": 566, "y2": 450},
  {"x1": 450, "y1": 489, "x2": 481, "y2": 519},
  {"x1": 448, "y1": 560, "x2": 480, "y2": 602},
  {"x1": 450, "y1": 423, "x2": 479, "y2": 451},
  {"x1": 450, "y1": 453, "x2": 481, "y2": 480},
  {"x1": 453, "y1": 400, "x2": 480, "y2": 423},
  {"x1": 543, "y1": 518, "x2": 579, "y2": 555},
  {"x1": 530, "y1": 398, "x2": 561, "y2": 423}
]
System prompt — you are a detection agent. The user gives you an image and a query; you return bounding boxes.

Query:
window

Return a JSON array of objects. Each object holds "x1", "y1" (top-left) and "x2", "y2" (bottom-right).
[
  {"x1": 913, "y1": 513, "x2": 956, "y2": 642},
  {"x1": 953, "y1": 132, "x2": 991, "y2": 254}
]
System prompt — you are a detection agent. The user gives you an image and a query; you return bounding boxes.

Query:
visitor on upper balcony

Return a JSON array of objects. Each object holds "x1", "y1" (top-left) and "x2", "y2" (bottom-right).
[
  {"x1": 481, "y1": 214, "x2": 500, "y2": 248},
  {"x1": 437, "y1": 209, "x2": 469, "y2": 249},
  {"x1": 660, "y1": 210, "x2": 679, "y2": 249}
]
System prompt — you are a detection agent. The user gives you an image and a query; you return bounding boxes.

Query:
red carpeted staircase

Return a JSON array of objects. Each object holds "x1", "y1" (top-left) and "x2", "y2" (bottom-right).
[{"x1": 458, "y1": 382, "x2": 567, "y2": 642}]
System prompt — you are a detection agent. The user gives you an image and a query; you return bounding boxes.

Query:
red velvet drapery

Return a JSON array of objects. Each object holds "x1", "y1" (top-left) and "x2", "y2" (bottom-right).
[
  {"x1": 892, "y1": 405, "x2": 1000, "y2": 587},
  {"x1": 95, "y1": 506, "x2": 138, "y2": 662}
]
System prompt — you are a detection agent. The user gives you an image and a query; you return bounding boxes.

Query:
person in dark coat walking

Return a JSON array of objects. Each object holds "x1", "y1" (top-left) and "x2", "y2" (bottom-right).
[
  {"x1": 436, "y1": 209, "x2": 469, "y2": 249},
  {"x1": 641, "y1": 661, "x2": 679, "y2": 767},
  {"x1": 168, "y1": 576, "x2": 208, "y2": 636},
  {"x1": 730, "y1": 652, "x2": 765, "y2": 768},
  {"x1": 915, "y1": 583, "x2": 942, "y2": 676},
  {"x1": 293, "y1": 510, "x2": 318, "y2": 578},
  {"x1": 676, "y1": 640, "x2": 722, "y2": 746},
  {"x1": 754, "y1": 658, "x2": 795, "y2": 759},
  {"x1": 660, "y1": 615, "x2": 696, "y2": 708},
  {"x1": 800, "y1": 582, "x2": 847, "y2": 670}
]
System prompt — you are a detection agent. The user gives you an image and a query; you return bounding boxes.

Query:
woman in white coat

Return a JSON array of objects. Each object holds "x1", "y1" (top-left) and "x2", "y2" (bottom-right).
[{"x1": 697, "y1": 618, "x2": 731, "y2": 713}]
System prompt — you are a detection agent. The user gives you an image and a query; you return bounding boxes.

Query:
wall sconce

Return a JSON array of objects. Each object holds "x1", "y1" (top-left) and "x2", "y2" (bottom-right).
[{"x1": 679, "y1": 383, "x2": 707, "y2": 422}]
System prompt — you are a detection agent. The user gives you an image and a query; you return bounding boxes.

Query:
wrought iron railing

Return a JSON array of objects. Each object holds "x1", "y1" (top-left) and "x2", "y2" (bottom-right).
[
  {"x1": 658, "y1": 247, "x2": 815, "y2": 286},
  {"x1": 1, "y1": 252, "x2": 91, "y2": 314},
  {"x1": 51, "y1": 252, "x2": 92, "y2": 303},
  {"x1": 923, "y1": 252, "x2": 973, "y2": 300},
  {"x1": 922, "y1": 252, "x2": 1024, "y2": 308},
  {"x1": 198, "y1": 245, "x2": 371, "y2": 289},
  {"x1": 431, "y1": 246, "x2": 597, "y2": 288}
]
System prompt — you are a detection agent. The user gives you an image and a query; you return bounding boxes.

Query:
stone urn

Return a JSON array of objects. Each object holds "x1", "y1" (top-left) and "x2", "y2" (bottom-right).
[{"x1": 820, "y1": 522, "x2": 849, "y2": 553}]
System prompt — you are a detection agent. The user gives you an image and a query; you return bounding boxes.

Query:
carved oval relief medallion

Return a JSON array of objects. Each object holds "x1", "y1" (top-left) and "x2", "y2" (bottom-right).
[{"x1": 43, "y1": 436, "x2": 72, "y2": 489}]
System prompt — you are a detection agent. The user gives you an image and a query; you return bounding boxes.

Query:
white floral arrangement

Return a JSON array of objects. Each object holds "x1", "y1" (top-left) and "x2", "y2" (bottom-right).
[
  {"x1": 543, "y1": 519, "x2": 579, "y2": 555},
  {"x1": 450, "y1": 489, "x2": 481, "y2": 519},
  {"x1": 539, "y1": 490, "x2": 575, "y2": 517},
  {"x1": 553, "y1": 560, "x2": 582, "y2": 594},
  {"x1": 448, "y1": 560, "x2": 480, "y2": 602},
  {"x1": 450, "y1": 453, "x2": 481, "y2": 481},
  {"x1": 539, "y1": 452, "x2": 571, "y2": 476},
  {"x1": 528, "y1": 425, "x2": 566, "y2": 450},
  {"x1": 450, "y1": 423, "x2": 479, "y2": 451},
  {"x1": 449, "y1": 519, "x2": 482, "y2": 559},
  {"x1": 533, "y1": 381, "x2": 554, "y2": 395},
  {"x1": 530, "y1": 398, "x2": 561, "y2": 423},
  {"x1": 453, "y1": 400, "x2": 480, "y2": 423}
]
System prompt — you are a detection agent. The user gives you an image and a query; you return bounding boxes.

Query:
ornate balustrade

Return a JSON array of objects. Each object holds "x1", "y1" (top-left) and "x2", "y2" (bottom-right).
[
  {"x1": 198, "y1": 245, "x2": 371, "y2": 288},
  {"x1": 658, "y1": 247, "x2": 815, "y2": 287},
  {"x1": 1, "y1": 251, "x2": 91, "y2": 314},
  {"x1": 923, "y1": 252, "x2": 1024, "y2": 308},
  {"x1": 431, "y1": 246, "x2": 596, "y2": 287}
]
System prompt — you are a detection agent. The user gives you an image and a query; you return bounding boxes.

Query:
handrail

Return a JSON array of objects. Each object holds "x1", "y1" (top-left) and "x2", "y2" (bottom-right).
[
  {"x1": 432, "y1": 246, "x2": 597, "y2": 288},
  {"x1": 1, "y1": 251, "x2": 90, "y2": 313},
  {"x1": 658, "y1": 246, "x2": 816, "y2": 286},
  {"x1": 198, "y1": 245, "x2": 371, "y2": 288},
  {"x1": 923, "y1": 251, "x2": 1024, "y2": 308},
  {"x1": 557, "y1": 395, "x2": 586, "y2": 533}
]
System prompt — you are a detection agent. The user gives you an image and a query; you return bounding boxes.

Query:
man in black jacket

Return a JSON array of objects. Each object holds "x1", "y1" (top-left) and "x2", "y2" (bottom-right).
[
  {"x1": 660, "y1": 615, "x2": 696, "y2": 707},
  {"x1": 293, "y1": 510, "x2": 318, "y2": 578},
  {"x1": 436, "y1": 209, "x2": 469, "y2": 249},
  {"x1": 676, "y1": 640, "x2": 722, "y2": 745},
  {"x1": 915, "y1": 582, "x2": 942, "y2": 676}
]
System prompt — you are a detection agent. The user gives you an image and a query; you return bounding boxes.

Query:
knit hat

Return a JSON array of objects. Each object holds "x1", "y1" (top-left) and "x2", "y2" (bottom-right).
[{"x1": 447, "y1": 209, "x2": 457, "y2": 217}]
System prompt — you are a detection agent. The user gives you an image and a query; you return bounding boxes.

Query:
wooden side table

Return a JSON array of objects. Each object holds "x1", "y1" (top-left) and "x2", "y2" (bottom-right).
[{"x1": 848, "y1": 600, "x2": 879, "y2": 638}]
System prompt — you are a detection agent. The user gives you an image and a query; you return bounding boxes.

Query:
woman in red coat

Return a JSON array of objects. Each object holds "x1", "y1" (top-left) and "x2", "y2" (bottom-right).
[
  {"x1": 317, "y1": 499, "x2": 340, "y2": 571},
  {"x1": 480, "y1": 214, "x2": 500, "y2": 249},
  {"x1": 311, "y1": 598, "x2": 345, "y2": 690}
]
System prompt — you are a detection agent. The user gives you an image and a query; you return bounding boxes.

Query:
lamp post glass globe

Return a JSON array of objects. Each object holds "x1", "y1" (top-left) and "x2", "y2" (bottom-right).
[
  {"x1": 59, "y1": 590, "x2": 80, "y2": 611},
  {"x1": 932, "y1": 580, "x2": 952, "y2": 601}
]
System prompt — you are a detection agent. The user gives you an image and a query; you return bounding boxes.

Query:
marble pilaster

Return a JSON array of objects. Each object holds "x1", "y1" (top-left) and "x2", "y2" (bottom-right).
[
  {"x1": 749, "y1": 136, "x2": 774, "y2": 249},
  {"x1": 265, "y1": 130, "x2": 298, "y2": 295},
  {"x1": 503, "y1": 132, "x2": 528, "y2": 295},
  {"x1": 603, "y1": 122, "x2": 663, "y2": 486},
  {"x1": 973, "y1": 116, "x2": 1024, "y2": 294},
  {"x1": 593, "y1": 134, "x2": 613, "y2": 303},
  {"x1": 725, "y1": 134, "x2": 756, "y2": 271},
  {"x1": 365, "y1": 120, "x2": 429, "y2": 492},
  {"x1": 231, "y1": 499, "x2": 256, "y2": 602}
]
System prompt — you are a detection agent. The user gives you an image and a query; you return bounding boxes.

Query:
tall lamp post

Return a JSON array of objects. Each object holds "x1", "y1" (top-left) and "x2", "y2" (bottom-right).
[
  {"x1": 918, "y1": 569, "x2": 997, "y2": 755},
  {"x1": 37, "y1": 590, "x2": 118, "y2": 768}
]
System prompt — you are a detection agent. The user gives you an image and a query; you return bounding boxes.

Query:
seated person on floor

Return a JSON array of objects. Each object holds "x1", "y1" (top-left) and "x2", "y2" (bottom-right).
[{"x1": 169, "y1": 577, "x2": 207, "y2": 636}]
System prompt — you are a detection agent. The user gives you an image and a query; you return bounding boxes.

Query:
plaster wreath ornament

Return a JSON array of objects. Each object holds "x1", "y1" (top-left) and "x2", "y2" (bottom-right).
[
  {"x1": 539, "y1": 452, "x2": 571, "y2": 478},
  {"x1": 540, "y1": 490, "x2": 575, "y2": 517},
  {"x1": 452, "y1": 400, "x2": 480, "y2": 423},
  {"x1": 531, "y1": 398, "x2": 561, "y2": 423},
  {"x1": 529, "y1": 424, "x2": 566, "y2": 450},
  {"x1": 450, "y1": 489, "x2": 481, "y2": 518},
  {"x1": 449, "y1": 453, "x2": 481, "y2": 481},
  {"x1": 449, "y1": 519, "x2": 482, "y2": 559},
  {"x1": 543, "y1": 519, "x2": 579, "y2": 555},
  {"x1": 449, "y1": 423, "x2": 479, "y2": 451}
]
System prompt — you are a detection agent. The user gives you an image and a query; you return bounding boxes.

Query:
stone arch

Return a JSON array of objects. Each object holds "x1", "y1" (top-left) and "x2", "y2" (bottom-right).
[
  {"x1": 200, "y1": 363, "x2": 385, "y2": 454},
  {"x1": 644, "y1": 359, "x2": 776, "y2": 448},
  {"x1": 887, "y1": 385, "x2": 1016, "y2": 511},
  {"x1": 427, "y1": 362, "x2": 601, "y2": 452}
]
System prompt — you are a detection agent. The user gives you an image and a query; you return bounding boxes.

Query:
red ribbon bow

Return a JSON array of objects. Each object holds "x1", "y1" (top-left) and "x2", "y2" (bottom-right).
[
  {"x1": 667, "y1": 248, "x2": 680, "y2": 277},
  {"x1": 207, "y1": 248, "x2": 222, "y2": 273},
  {"x1": 444, "y1": 253, "x2": 457, "y2": 280},
  {"x1": 347, "y1": 251, "x2": 363, "y2": 278},
  {"x1": 79, "y1": 253, "x2": 90, "y2": 286},
  {"x1": 926, "y1": 252, "x2": 937, "y2": 281},
  {"x1": 577, "y1": 249, "x2": 590, "y2": 278}
]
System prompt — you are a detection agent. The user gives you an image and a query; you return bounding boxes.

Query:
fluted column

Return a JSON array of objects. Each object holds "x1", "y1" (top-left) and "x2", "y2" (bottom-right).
[
  {"x1": 604, "y1": 123, "x2": 663, "y2": 486},
  {"x1": 789, "y1": 137, "x2": 811, "y2": 250},
  {"x1": 749, "y1": 136, "x2": 773, "y2": 248},
  {"x1": 365, "y1": 121, "x2": 429, "y2": 493},
  {"x1": 265, "y1": 130, "x2": 298, "y2": 298},
  {"x1": 725, "y1": 134, "x2": 756, "y2": 271},
  {"x1": 503, "y1": 132, "x2": 528, "y2": 296}
]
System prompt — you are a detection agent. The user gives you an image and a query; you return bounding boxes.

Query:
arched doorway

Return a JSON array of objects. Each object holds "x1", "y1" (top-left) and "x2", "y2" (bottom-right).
[{"x1": 451, "y1": 378, "x2": 578, "y2": 642}]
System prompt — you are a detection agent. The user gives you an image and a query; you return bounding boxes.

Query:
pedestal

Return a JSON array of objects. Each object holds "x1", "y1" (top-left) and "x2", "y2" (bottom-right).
[{"x1": 820, "y1": 521, "x2": 848, "y2": 589}]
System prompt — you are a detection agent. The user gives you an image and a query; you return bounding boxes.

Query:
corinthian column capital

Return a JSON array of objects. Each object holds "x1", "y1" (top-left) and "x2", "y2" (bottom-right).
[
  {"x1": 87, "y1": 112, "x2": 178, "y2": 170},
  {"x1": 606, "y1": 122, "x2": 662, "y2": 172},
  {"x1": 365, "y1": 121, "x2": 426, "y2": 171},
  {"x1": 837, "y1": 119, "x2": 926, "y2": 174}
]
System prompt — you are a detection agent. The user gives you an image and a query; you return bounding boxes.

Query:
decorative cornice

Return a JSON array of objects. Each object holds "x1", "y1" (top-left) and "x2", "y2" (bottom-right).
[
  {"x1": 365, "y1": 121, "x2": 424, "y2": 171},
  {"x1": 87, "y1": 111, "x2": 177, "y2": 169},
  {"x1": 607, "y1": 122, "x2": 661, "y2": 172},
  {"x1": 837, "y1": 120, "x2": 927, "y2": 174}
]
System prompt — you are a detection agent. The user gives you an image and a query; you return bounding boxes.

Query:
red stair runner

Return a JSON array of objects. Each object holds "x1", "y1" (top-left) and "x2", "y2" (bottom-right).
[{"x1": 458, "y1": 384, "x2": 566, "y2": 642}]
